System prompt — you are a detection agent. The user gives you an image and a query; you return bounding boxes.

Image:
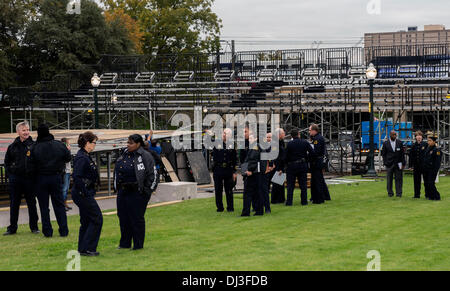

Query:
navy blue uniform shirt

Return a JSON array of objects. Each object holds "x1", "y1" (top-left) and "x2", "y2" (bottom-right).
[
  {"x1": 73, "y1": 148, "x2": 99, "y2": 195},
  {"x1": 212, "y1": 143, "x2": 237, "y2": 172},
  {"x1": 286, "y1": 137, "x2": 313, "y2": 164},
  {"x1": 115, "y1": 151, "x2": 138, "y2": 184}
]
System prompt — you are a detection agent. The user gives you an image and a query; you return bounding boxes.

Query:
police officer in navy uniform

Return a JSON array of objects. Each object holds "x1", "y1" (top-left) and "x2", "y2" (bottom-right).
[
  {"x1": 31, "y1": 124, "x2": 71, "y2": 237},
  {"x1": 3, "y1": 121, "x2": 39, "y2": 235},
  {"x1": 409, "y1": 131, "x2": 428, "y2": 199},
  {"x1": 260, "y1": 133, "x2": 275, "y2": 213},
  {"x1": 271, "y1": 128, "x2": 286, "y2": 204},
  {"x1": 241, "y1": 133, "x2": 264, "y2": 216},
  {"x1": 212, "y1": 128, "x2": 237, "y2": 212},
  {"x1": 423, "y1": 135, "x2": 442, "y2": 201},
  {"x1": 309, "y1": 124, "x2": 330, "y2": 203},
  {"x1": 72, "y1": 132, "x2": 103, "y2": 256},
  {"x1": 285, "y1": 129, "x2": 313, "y2": 206},
  {"x1": 115, "y1": 134, "x2": 158, "y2": 250}
]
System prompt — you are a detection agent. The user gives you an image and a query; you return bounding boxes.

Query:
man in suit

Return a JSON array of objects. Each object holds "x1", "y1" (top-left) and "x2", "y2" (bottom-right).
[{"x1": 381, "y1": 130, "x2": 406, "y2": 198}]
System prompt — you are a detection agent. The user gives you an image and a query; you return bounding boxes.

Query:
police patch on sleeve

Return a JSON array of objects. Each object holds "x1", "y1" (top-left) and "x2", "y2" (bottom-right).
[{"x1": 437, "y1": 151, "x2": 441, "y2": 156}]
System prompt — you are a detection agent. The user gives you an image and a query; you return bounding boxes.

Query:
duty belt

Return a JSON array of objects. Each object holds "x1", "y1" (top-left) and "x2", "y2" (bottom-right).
[
  {"x1": 289, "y1": 158, "x2": 307, "y2": 165},
  {"x1": 217, "y1": 163, "x2": 231, "y2": 168},
  {"x1": 118, "y1": 182, "x2": 139, "y2": 192}
]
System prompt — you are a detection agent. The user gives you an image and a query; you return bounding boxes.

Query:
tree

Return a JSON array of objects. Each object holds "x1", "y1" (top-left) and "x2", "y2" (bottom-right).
[
  {"x1": 102, "y1": 0, "x2": 222, "y2": 56},
  {"x1": 104, "y1": 8, "x2": 144, "y2": 54},
  {"x1": 20, "y1": 0, "x2": 135, "y2": 85},
  {"x1": 0, "y1": 0, "x2": 38, "y2": 90}
]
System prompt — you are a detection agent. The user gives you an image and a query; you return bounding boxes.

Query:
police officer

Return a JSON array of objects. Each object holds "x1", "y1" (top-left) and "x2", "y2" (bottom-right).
[
  {"x1": 409, "y1": 131, "x2": 428, "y2": 199},
  {"x1": 423, "y1": 135, "x2": 442, "y2": 201},
  {"x1": 285, "y1": 129, "x2": 313, "y2": 206},
  {"x1": 309, "y1": 124, "x2": 330, "y2": 203},
  {"x1": 212, "y1": 128, "x2": 237, "y2": 212},
  {"x1": 261, "y1": 133, "x2": 275, "y2": 213},
  {"x1": 239, "y1": 125, "x2": 250, "y2": 166},
  {"x1": 31, "y1": 124, "x2": 72, "y2": 237},
  {"x1": 271, "y1": 128, "x2": 286, "y2": 204},
  {"x1": 72, "y1": 132, "x2": 103, "y2": 256},
  {"x1": 3, "y1": 121, "x2": 39, "y2": 235},
  {"x1": 241, "y1": 133, "x2": 264, "y2": 216},
  {"x1": 115, "y1": 134, "x2": 158, "y2": 250}
]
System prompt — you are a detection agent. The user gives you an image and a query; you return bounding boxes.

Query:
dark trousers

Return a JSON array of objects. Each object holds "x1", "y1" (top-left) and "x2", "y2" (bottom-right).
[
  {"x1": 424, "y1": 171, "x2": 441, "y2": 201},
  {"x1": 310, "y1": 168, "x2": 325, "y2": 204},
  {"x1": 413, "y1": 167, "x2": 425, "y2": 198},
  {"x1": 72, "y1": 191, "x2": 103, "y2": 252},
  {"x1": 117, "y1": 190, "x2": 151, "y2": 249},
  {"x1": 270, "y1": 170, "x2": 285, "y2": 204},
  {"x1": 261, "y1": 171, "x2": 272, "y2": 212},
  {"x1": 213, "y1": 168, "x2": 234, "y2": 211},
  {"x1": 386, "y1": 165, "x2": 403, "y2": 197},
  {"x1": 7, "y1": 175, "x2": 39, "y2": 233},
  {"x1": 36, "y1": 174, "x2": 68, "y2": 237},
  {"x1": 242, "y1": 174, "x2": 263, "y2": 216},
  {"x1": 286, "y1": 163, "x2": 308, "y2": 205}
]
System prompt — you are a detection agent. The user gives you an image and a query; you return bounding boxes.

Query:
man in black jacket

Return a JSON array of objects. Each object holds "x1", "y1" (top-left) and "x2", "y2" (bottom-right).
[
  {"x1": 211, "y1": 128, "x2": 237, "y2": 212},
  {"x1": 409, "y1": 131, "x2": 428, "y2": 198},
  {"x1": 31, "y1": 124, "x2": 72, "y2": 237},
  {"x1": 309, "y1": 124, "x2": 330, "y2": 203},
  {"x1": 381, "y1": 130, "x2": 406, "y2": 197},
  {"x1": 241, "y1": 133, "x2": 264, "y2": 216},
  {"x1": 3, "y1": 121, "x2": 39, "y2": 235},
  {"x1": 285, "y1": 129, "x2": 313, "y2": 206}
]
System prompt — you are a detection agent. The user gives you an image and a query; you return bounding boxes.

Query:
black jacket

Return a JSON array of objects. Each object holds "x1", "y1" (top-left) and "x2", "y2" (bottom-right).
[
  {"x1": 381, "y1": 139, "x2": 406, "y2": 167},
  {"x1": 114, "y1": 147, "x2": 158, "y2": 195},
  {"x1": 244, "y1": 142, "x2": 266, "y2": 174},
  {"x1": 409, "y1": 141, "x2": 428, "y2": 168},
  {"x1": 4, "y1": 136, "x2": 35, "y2": 177},
  {"x1": 212, "y1": 143, "x2": 237, "y2": 173},
  {"x1": 310, "y1": 134, "x2": 327, "y2": 170},
  {"x1": 31, "y1": 134, "x2": 72, "y2": 175},
  {"x1": 72, "y1": 149, "x2": 99, "y2": 196},
  {"x1": 286, "y1": 138, "x2": 313, "y2": 164},
  {"x1": 423, "y1": 146, "x2": 442, "y2": 174},
  {"x1": 274, "y1": 139, "x2": 286, "y2": 172}
]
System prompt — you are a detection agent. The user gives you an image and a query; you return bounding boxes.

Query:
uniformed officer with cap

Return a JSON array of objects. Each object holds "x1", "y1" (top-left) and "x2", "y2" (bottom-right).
[
  {"x1": 409, "y1": 131, "x2": 428, "y2": 199},
  {"x1": 423, "y1": 135, "x2": 442, "y2": 201},
  {"x1": 285, "y1": 128, "x2": 313, "y2": 206},
  {"x1": 309, "y1": 124, "x2": 330, "y2": 203},
  {"x1": 212, "y1": 128, "x2": 237, "y2": 212}
]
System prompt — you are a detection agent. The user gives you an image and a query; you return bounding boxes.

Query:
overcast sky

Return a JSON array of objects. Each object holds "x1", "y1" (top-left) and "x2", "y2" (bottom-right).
[{"x1": 212, "y1": 0, "x2": 450, "y2": 51}]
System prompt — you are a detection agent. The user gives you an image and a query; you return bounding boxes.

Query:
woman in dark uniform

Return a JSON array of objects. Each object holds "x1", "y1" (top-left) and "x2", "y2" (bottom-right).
[
  {"x1": 115, "y1": 134, "x2": 157, "y2": 250},
  {"x1": 72, "y1": 131, "x2": 103, "y2": 257}
]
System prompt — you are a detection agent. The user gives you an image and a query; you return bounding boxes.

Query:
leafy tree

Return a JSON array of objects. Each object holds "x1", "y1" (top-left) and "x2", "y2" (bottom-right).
[
  {"x1": 0, "y1": 0, "x2": 38, "y2": 90},
  {"x1": 102, "y1": 0, "x2": 222, "y2": 56},
  {"x1": 20, "y1": 0, "x2": 135, "y2": 85},
  {"x1": 105, "y1": 8, "x2": 144, "y2": 54}
]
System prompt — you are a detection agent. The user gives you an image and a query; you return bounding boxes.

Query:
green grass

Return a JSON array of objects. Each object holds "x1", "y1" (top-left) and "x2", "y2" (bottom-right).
[{"x1": 0, "y1": 174, "x2": 449, "y2": 271}]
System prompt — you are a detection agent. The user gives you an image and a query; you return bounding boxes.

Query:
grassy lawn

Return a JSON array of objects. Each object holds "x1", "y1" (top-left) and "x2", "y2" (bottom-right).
[{"x1": 0, "y1": 174, "x2": 449, "y2": 271}]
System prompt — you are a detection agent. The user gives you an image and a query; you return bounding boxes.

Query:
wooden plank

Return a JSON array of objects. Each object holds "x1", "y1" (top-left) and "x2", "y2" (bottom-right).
[{"x1": 161, "y1": 156, "x2": 179, "y2": 182}]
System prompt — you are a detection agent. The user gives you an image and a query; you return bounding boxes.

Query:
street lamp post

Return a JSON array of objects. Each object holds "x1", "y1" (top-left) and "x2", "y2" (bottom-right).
[
  {"x1": 91, "y1": 73, "x2": 101, "y2": 129},
  {"x1": 366, "y1": 63, "x2": 378, "y2": 177}
]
